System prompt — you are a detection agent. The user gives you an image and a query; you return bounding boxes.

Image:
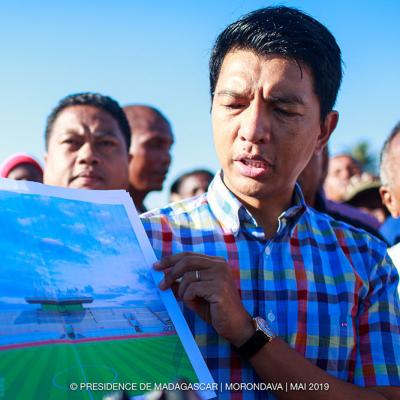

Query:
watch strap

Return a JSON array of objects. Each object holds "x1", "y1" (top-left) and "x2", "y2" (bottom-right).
[{"x1": 233, "y1": 329, "x2": 271, "y2": 359}]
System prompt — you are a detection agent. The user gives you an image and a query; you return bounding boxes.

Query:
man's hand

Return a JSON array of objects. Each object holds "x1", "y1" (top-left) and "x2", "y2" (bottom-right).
[
  {"x1": 154, "y1": 253, "x2": 400, "y2": 400},
  {"x1": 154, "y1": 252, "x2": 254, "y2": 346}
]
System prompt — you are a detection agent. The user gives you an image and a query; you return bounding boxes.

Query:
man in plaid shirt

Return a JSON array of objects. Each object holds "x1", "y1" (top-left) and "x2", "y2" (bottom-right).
[{"x1": 142, "y1": 6, "x2": 400, "y2": 399}]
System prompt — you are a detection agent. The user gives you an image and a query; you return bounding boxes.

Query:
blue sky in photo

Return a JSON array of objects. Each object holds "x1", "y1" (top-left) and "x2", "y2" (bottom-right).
[{"x1": 0, "y1": 190, "x2": 163, "y2": 310}]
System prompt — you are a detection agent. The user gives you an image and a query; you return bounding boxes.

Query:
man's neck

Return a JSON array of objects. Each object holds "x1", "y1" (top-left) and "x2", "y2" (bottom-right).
[
  {"x1": 236, "y1": 192, "x2": 293, "y2": 239},
  {"x1": 128, "y1": 186, "x2": 148, "y2": 213}
]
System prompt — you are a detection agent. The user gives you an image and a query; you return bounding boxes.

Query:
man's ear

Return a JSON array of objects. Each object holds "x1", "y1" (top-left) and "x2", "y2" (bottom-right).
[
  {"x1": 316, "y1": 111, "x2": 339, "y2": 151},
  {"x1": 380, "y1": 185, "x2": 399, "y2": 217}
]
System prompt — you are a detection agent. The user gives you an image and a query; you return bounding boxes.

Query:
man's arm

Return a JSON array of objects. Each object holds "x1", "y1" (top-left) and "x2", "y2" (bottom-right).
[
  {"x1": 155, "y1": 252, "x2": 400, "y2": 400},
  {"x1": 249, "y1": 336, "x2": 398, "y2": 400}
]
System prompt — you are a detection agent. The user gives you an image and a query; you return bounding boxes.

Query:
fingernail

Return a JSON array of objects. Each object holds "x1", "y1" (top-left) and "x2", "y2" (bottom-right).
[
  {"x1": 153, "y1": 262, "x2": 160, "y2": 269},
  {"x1": 159, "y1": 279, "x2": 166, "y2": 289}
]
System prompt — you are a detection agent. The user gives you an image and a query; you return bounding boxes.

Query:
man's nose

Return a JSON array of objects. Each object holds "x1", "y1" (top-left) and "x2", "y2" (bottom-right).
[
  {"x1": 77, "y1": 142, "x2": 99, "y2": 165},
  {"x1": 339, "y1": 168, "x2": 352, "y2": 181},
  {"x1": 159, "y1": 148, "x2": 172, "y2": 168},
  {"x1": 238, "y1": 100, "x2": 270, "y2": 144}
]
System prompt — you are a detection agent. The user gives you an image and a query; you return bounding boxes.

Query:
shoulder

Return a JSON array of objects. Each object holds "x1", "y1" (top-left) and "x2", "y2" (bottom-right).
[
  {"x1": 142, "y1": 194, "x2": 207, "y2": 221},
  {"x1": 303, "y1": 206, "x2": 388, "y2": 262},
  {"x1": 140, "y1": 193, "x2": 219, "y2": 234}
]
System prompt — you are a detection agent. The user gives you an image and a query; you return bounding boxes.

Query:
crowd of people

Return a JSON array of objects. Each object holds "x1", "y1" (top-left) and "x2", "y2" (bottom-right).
[
  {"x1": 1, "y1": 5, "x2": 399, "y2": 399},
  {"x1": 0, "y1": 93, "x2": 214, "y2": 213}
]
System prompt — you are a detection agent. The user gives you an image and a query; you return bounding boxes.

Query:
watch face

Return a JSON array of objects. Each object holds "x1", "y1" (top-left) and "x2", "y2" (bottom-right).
[{"x1": 254, "y1": 317, "x2": 275, "y2": 339}]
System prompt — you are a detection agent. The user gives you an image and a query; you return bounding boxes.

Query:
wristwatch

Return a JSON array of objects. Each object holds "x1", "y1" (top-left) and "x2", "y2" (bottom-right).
[{"x1": 234, "y1": 316, "x2": 276, "y2": 359}]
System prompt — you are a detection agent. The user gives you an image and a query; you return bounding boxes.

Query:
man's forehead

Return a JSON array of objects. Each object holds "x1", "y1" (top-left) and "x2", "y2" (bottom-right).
[
  {"x1": 216, "y1": 50, "x2": 313, "y2": 98},
  {"x1": 135, "y1": 127, "x2": 174, "y2": 143},
  {"x1": 53, "y1": 105, "x2": 119, "y2": 130},
  {"x1": 134, "y1": 114, "x2": 170, "y2": 132},
  {"x1": 331, "y1": 155, "x2": 357, "y2": 165},
  {"x1": 133, "y1": 117, "x2": 173, "y2": 139}
]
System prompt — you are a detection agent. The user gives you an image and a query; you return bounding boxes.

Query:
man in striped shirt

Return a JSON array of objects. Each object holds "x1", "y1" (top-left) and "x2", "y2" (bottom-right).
[{"x1": 142, "y1": 6, "x2": 400, "y2": 399}]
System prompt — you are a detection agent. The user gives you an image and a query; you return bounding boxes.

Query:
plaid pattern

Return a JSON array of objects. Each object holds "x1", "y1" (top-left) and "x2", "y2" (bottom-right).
[{"x1": 142, "y1": 172, "x2": 400, "y2": 399}]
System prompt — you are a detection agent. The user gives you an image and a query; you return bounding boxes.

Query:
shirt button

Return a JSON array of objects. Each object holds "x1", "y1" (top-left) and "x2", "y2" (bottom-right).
[
  {"x1": 267, "y1": 312, "x2": 275, "y2": 322},
  {"x1": 265, "y1": 246, "x2": 271, "y2": 255}
]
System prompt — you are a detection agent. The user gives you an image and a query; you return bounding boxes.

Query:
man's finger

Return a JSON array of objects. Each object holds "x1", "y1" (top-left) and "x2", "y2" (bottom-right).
[
  {"x1": 159, "y1": 256, "x2": 220, "y2": 289},
  {"x1": 154, "y1": 252, "x2": 225, "y2": 270}
]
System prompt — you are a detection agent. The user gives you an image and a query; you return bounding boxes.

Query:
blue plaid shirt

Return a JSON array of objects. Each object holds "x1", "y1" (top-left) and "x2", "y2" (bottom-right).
[{"x1": 142, "y1": 172, "x2": 400, "y2": 399}]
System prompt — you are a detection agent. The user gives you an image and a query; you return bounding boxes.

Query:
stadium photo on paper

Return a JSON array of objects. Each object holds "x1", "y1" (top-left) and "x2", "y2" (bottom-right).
[{"x1": 0, "y1": 183, "x2": 210, "y2": 399}]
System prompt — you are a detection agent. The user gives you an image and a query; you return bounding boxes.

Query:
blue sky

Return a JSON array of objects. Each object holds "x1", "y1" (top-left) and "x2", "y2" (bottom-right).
[
  {"x1": 0, "y1": 1, "x2": 399, "y2": 209},
  {"x1": 0, "y1": 190, "x2": 162, "y2": 309}
]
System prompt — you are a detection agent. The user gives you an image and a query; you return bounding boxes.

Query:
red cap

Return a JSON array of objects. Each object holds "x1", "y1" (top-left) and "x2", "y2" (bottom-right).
[{"x1": 0, "y1": 153, "x2": 43, "y2": 178}]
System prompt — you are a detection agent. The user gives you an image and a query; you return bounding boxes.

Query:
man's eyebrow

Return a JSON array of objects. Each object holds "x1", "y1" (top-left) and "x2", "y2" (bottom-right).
[
  {"x1": 60, "y1": 129, "x2": 80, "y2": 136},
  {"x1": 216, "y1": 90, "x2": 305, "y2": 105},
  {"x1": 267, "y1": 95, "x2": 305, "y2": 106},
  {"x1": 92, "y1": 130, "x2": 119, "y2": 138},
  {"x1": 215, "y1": 89, "x2": 249, "y2": 98}
]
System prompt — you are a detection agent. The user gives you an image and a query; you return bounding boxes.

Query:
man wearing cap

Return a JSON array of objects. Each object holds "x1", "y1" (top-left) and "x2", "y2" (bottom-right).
[
  {"x1": 0, "y1": 153, "x2": 43, "y2": 182},
  {"x1": 298, "y1": 147, "x2": 384, "y2": 238},
  {"x1": 142, "y1": 6, "x2": 400, "y2": 399},
  {"x1": 344, "y1": 173, "x2": 388, "y2": 224}
]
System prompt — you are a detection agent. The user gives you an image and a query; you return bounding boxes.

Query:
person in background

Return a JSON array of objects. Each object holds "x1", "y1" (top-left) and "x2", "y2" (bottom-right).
[
  {"x1": 43, "y1": 92, "x2": 131, "y2": 190},
  {"x1": 124, "y1": 105, "x2": 174, "y2": 213},
  {"x1": 170, "y1": 169, "x2": 214, "y2": 202},
  {"x1": 298, "y1": 147, "x2": 384, "y2": 239},
  {"x1": 142, "y1": 6, "x2": 400, "y2": 399},
  {"x1": 324, "y1": 153, "x2": 362, "y2": 202},
  {"x1": 0, "y1": 153, "x2": 43, "y2": 182},
  {"x1": 344, "y1": 173, "x2": 388, "y2": 225},
  {"x1": 380, "y1": 121, "x2": 400, "y2": 274}
]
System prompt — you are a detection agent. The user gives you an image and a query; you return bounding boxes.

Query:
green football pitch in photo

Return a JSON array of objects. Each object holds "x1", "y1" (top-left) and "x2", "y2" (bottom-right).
[{"x1": 0, "y1": 335, "x2": 198, "y2": 399}]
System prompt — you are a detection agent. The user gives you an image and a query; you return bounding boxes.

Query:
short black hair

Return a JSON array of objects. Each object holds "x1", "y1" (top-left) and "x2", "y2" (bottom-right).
[
  {"x1": 45, "y1": 92, "x2": 131, "y2": 151},
  {"x1": 209, "y1": 6, "x2": 342, "y2": 120},
  {"x1": 380, "y1": 121, "x2": 400, "y2": 186},
  {"x1": 170, "y1": 169, "x2": 214, "y2": 195}
]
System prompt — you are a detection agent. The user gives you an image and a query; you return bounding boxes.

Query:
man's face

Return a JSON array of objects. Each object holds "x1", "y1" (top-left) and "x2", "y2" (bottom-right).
[
  {"x1": 179, "y1": 173, "x2": 212, "y2": 198},
  {"x1": 44, "y1": 105, "x2": 130, "y2": 190},
  {"x1": 380, "y1": 135, "x2": 400, "y2": 217},
  {"x1": 211, "y1": 50, "x2": 336, "y2": 207},
  {"x1": 128, "y1": 113, "x2": 173, "y2": 193},
  {"x1": 324, "y1": 155, "x2": 361, "y2": 202}
]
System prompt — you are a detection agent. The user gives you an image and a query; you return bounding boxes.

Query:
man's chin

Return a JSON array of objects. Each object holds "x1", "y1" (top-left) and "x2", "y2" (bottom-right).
[
  {"x1": 223, "y1": 172, "x2": 269, "y2": 197},
  {"x1": 70, "y1": 180, "x2": 106, "y2": 190}
]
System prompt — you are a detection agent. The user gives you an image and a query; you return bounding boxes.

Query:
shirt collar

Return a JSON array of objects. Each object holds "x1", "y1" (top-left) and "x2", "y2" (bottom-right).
[{"x1": 207, "y1": 170, "x2": 306, "y2": 236}]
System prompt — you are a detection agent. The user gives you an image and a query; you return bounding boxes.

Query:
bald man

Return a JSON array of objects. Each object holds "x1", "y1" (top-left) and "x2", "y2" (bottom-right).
[{"x1": 123, "y1": 105, "x2": 174, "y2": 213}]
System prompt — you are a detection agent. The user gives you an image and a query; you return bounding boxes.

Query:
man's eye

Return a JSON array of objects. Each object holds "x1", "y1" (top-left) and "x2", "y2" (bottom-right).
[
  {"x1": 224, "y1": 103, "x2": 245, "y2": 110},
  {"x1": 275, "y1": 108, "x2": 298, "y2": 117},
  {"x1": 63, "y1": 138, "x2": 81, "y2": 146},
  {"x1": 98, "y1": 140, "x2": 115, "y2": 147},
  {"x1": 149, "y1": 144, "x2": 163, "y2": 150}
]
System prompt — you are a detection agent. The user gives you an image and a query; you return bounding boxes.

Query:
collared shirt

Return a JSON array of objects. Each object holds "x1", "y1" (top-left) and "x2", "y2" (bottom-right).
[{"x1": 142, "y1": 173, "x2": 400, "y2": 399}]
